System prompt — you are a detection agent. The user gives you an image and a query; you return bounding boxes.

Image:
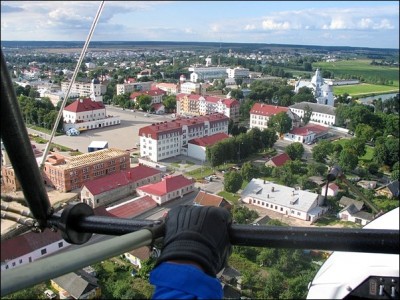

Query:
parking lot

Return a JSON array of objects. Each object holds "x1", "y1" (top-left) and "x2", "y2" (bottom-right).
[{"x1": 50, "y1": 106, "x2": 172, "y2": 153}]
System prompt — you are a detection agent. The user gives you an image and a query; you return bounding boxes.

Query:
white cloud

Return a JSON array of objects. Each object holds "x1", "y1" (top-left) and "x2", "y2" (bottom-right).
[
  {"x1": 262, "y1": 19, "x2": 291, "y2": 30},
  {"x1": 244, "y1": 24, "x2": 256, "y2": 31}
]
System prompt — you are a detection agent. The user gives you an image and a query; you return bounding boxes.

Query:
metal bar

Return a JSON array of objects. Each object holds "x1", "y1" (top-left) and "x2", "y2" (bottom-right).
[
  {"x1": 0, "y1": 50, "x2": 51, "y2": 230},
  {"x1": 230, "y1": 225, "x2": 399, "y2": 254},
  {"x1": 49, "y1": 214, "x2": 399, "y2": 254},
  {"x1": 1, "y1": 229, "x2": 153, "y2": 297}
]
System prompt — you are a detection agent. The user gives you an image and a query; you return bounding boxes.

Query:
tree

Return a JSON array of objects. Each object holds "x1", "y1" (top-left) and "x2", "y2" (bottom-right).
[
  {"x1": 302, "y1": 104, "x2": 313, "y2": 125},
  {"x1": 285, "y1": 142, "x2": 304, "y2": 160},
  {"x1": 355, "y1": 124, "x2": 375, "y2": 142},
  {"x1": 343, "y1": 137, "x2": 366, "y2": 157},
  {"x1": 241, "y1": 162, "x2": 259, "y2": 181},
  {"x1": 162, "y1": 95, "x2": 176, "y2": 112},
  {"x1": 231, "y1": 206, "x2": 258, "y2": 224},
  {"x1": 267, "y1": 112, "x2": 292, "y2": 137},
  {"x1": 224, "y1": 171, "x2": 243, "y2": 193},
  {"x1": 312, "y1": 140, "x2": 332, "y2": 163},
  {"x1": 338, "y1": 149, "x2": 359, "y2": 172},
  {"x1": 136, "y1": 94, "x2": 152, "y2": 111}
]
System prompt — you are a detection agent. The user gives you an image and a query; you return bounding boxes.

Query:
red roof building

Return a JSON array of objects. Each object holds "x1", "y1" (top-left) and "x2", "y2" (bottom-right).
[
  {"x1": 81, "y1": 165, "x2": 162, "y2": 208},
  {"x1": 284, "y1": 123, "x2": 329, "y2": 144},
  {"x1": 106, "y1": 195, "x2": 158, "y2": 219},
  {"x1": 193, "y1": 191, "x2": 232, "y2": 210},
  {"x1": 64, "y1": 98, "x2": 105, "y2": 113},
  {"x1": 138, "y1": 113, "x2": 229, "y2": 162},
  {"x1": 249, "y1": 103, "x2": 298, "y2": 131},
  {"x1": 136, "y1": 174, "x2": 195, "y2": 205},
  {"x1": 188, "y1": 132, "x2": 230, "y2": 161},
  {"x1": 130, "y1": 88, "x2": 166, "y2": 105},
  {"x1": 266, "y1": 152, "x2": 291, "y2": 167}
]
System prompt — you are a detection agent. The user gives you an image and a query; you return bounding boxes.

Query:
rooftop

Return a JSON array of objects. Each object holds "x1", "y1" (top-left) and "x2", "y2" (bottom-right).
[
  {"x1": 64, "y1": 98, "x2": 105, "y2": 113},
  {"x1": 289, "y1": 102, "x2": 336, "y2": 115},
  {"x1": 189, "y1": 132, "x2": 230, "y2": 147},
  {"x1": 250, "y1": 103, "x2": 288, "y2": 116},
  {"x1": 106, "y1": 195, "x2": 158, "y2": 218},
  {"x1": 137, "y1": 174, "x2": 194, "y2": 196}
]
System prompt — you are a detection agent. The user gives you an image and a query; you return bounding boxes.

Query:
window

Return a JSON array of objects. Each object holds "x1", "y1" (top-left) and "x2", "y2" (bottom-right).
[
  {"x1": 58, "y1": 242, "x2": 63, "y2": 248},
  {"x1": 41, "y1": 249, "x2": 47, "y2": 255}
]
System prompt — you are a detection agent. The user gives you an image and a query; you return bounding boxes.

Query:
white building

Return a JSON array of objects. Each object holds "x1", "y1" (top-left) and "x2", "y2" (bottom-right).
[
  {"x1": 226, "y1": 67, "x2": 250, "y2": 79},
  {"x1": 138, "y1": 113, "x2": 229, "y2": 162},
  {"x1": 189, "y1": 66, "x2": 228, "y2": 83},
  {"x1": 61, "y1": 78, "x2": 105, "y2": 102},
  {"x1": 180, "y1": 82, "x2": 205, "y2": 95},
  {"x1": 156, "y1": 82, "x2": 180, "y2": 95},
  {"x1": 63, "y1": 98, "x2": 120, "y2": 132},
  {"x1": 188, "y1": 132, "x2": 230, "y2": 162},
  {"x1": 116, "y1": 81, "x2": 153, "y2": 95},
  {"x1": 294, "y1": 69, "x2": 334, "y2": 106},
  {"x1": 241, "y1": 179, "x2": 327, "y2": 222},
  {"x1": 289, "y1": 102, "x2": 336, "y2": 127},
  {"x1": 249, "y1": 103, "x2": 298, "y2": 131},
  {"x1": 284, "y1": 123, "x2": 329, "y2": 144}
]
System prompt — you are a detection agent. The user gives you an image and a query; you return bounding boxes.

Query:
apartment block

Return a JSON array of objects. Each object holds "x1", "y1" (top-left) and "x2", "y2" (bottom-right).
[
  {"x1": 176, "y1": 94, "x2": 240, "y2": 122},
  {"x1": 138, "y1": 113, "x2": 229, "y2": 162}
]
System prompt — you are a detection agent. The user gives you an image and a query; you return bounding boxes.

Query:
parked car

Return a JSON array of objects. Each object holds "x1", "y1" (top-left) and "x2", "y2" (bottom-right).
[
  {"x1": 66, "y1": 128, "x2": 80, "y2": 136},
  {"x1": 44, "y1": 289, "x2": 56, "y2": 299}
]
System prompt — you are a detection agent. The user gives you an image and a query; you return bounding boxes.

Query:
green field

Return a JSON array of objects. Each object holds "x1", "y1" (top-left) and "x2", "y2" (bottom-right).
[
  {"x1": 313, "y1": 59, "x2": 399, "y2": 86},
  {"x1": 333, "y1": 83, "x2": 399, "y2": 97},
  {"x1": 333, "y1": 139, "x2": 374, "y2": 162}
]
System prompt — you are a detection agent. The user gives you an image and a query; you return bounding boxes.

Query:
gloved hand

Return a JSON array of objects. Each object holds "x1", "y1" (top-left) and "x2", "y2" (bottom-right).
[{"x1": 155, "y1": 205, "x2": 232, "y2": 277}]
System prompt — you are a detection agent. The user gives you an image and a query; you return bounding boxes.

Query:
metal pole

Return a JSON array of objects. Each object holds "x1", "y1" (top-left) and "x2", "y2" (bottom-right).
[
  {"x1": 1, "y1": 229, "x2": 153, "y2": 297},
  {"x1": 0, "y1": 50, "x2": 52, "y2": 230},
  {"x1": 49, "y1": 214, "x2": 399, "y2": 254}
]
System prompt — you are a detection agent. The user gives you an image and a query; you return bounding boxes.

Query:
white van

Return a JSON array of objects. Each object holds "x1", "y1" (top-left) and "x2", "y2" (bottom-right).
[{"x1": 44, "y1": 289, "x2": 56, "y2": 299}]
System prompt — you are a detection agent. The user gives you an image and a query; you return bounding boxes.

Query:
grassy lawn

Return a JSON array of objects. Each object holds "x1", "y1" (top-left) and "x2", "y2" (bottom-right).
[
  {"x1": 333, "y1": 83, "x2": 398, "y2": 97},
  {"x1": 218, "y1": 191, "x2": 241, "y2": 205},
  {"x1": 185, "y1": 166, "x2": 214, "y2": 179},
  {"x1": 332, "y1": 139, "x2": 374, "y2": 163}
]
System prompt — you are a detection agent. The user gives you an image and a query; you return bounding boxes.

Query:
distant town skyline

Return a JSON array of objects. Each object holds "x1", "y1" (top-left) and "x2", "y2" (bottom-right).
[{"x1": 1, "y1": 1, "x2": 399, "y2": 49}]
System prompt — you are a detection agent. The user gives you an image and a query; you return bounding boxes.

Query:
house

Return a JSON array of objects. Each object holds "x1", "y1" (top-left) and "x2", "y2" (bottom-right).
[
  {"x1": 375, "y1": 180, "x2": 399, "y2": 199},
  {"x1": 1, "y1": 207, "x2": 111, "y2": 271},
  {"x1": 51, "y1": 269, "x2": 101, "y2": 299},
  {"x1": 136, "y1": 174, "x2": 195, "y2": 205},
  {"x1": 284, "y1": 123, "x2": 329, "y2": 144},
  {"x1": 217, "y1": 266, "x2": 243, "y2": 298},
  {"x1": 155, "y1": 82, "x2": 179, "y2": 95},
  {"x1": 338, "y1": 196, "x2": 373, "y2": 226},
  {"x1": 130, "y1": 88, "x2": 166, "y2": 105},
  {"x1": 193, "y1": 190, "x2": 232, "y2": 210},
  {"x1": 80, "y1": 165, "x2": 162, "y2": 208},
  {"x1": 188, "y1": 132, "x2": 230, "y2": 162},
  {"x1": 265, "y1": 153, "x2": 291, "y2": 167},
  {"x1": 357, "y1": 180, "x2": 377, "y2": 190},
  {"x1": 249, "y1": 103, "x2": 300, "y2": 131},
  {"x1": 241, "y1": 179, "x2": 327, "y2": 222},
  {"x1": 124, "y1": 246, "x2": 151, "y2": 269},
  {"x1": 321, "y1": 183, "x2": 339, "y2": 197}
]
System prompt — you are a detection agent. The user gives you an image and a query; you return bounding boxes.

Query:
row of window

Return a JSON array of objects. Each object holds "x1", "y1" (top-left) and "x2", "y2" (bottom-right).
[{"x1": 253, "y1": 200, "x2": 302, "y2": 216}]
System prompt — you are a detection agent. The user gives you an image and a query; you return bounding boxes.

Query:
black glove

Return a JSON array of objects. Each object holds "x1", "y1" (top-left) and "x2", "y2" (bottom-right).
[{"x1": 155, "y1": 205, "x2": 232, "y2": 277}]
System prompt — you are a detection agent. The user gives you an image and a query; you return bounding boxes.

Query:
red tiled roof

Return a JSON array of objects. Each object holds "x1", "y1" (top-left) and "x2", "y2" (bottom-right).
[
  {"x1": 83, "y1": 165, "x2": 161, "y2": 196},
  {"x1": 138, "y1": 113, "x2": 229, "y2": 140},
  {"x1": 328, "y1": 183, "x2": 339, "y2": 191},
  {"x1": 290, "y1": 124, "x2": 328, "y2": 136},
  {"x1": 1, "y1": 229, "x2": 63, "y2": 262},
  {"x1": 270, "y1": 152, "x2": 291, "y2": 167},
  {"x1": 189, "y1": 132, "x2": 230, "y2": 147},
  {"x1": 194, "y1": 191, "x2": 223, "y2": 206},
  {"x1": 106, "y1": 196, "x2": 157, "y2": 218},
  {"x1": 250, "y1": 103, "x2": 288, "y2": 116},
  {"x1": 130, "y1": 89, "x2": 165, "y2": 99},
  {"x1": 64, "y1": 98, "x2": 105, "y2": 113},
  {"x1": 152, "y1": 103, "x2": 164, "y2": 111},
  {"x1": 137, "y1": 175, "x2": 194, "y2": 196}
]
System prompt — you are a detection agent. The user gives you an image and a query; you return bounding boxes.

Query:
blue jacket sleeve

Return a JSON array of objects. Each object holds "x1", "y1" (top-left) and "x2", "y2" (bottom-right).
[{"x1": 150, "y1": 262, "x2": 223, "y2": 299}]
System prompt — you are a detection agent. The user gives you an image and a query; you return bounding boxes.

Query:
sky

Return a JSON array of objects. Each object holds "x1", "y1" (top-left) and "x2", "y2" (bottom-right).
[{"x1": 1, "y1": 1, "x2": 399, "y2": 49}]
